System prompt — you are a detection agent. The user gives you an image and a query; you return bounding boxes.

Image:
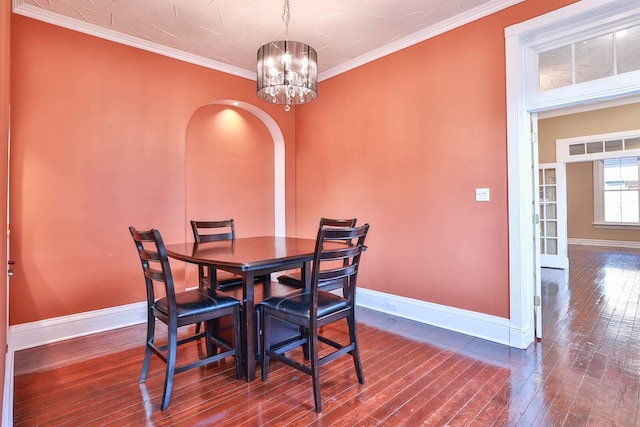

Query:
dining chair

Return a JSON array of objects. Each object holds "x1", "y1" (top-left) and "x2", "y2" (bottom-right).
[
  {"x1": 129, "y1": 226, "x2": 243, "y2": 411},
  {"x1": 190, "y1": 219, "x2": 272, "y2": 334},
  {"x1": 191, "y1": 219, "x2": 272, "y2": 288},
  {"x1": 277, "y1": 217, "x2": 357, "y2": 290},
  {"x1": 190, "y1": 219, "x2": 243, "y2": 290},
  {"x1": 259, "y1": 223, "x2": 370, "y2": 412}
]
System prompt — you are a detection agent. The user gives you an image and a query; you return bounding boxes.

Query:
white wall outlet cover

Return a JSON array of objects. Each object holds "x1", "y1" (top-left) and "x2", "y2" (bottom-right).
[{"x1": 476, "y1": 188, "x2": 490, "y2": 201}]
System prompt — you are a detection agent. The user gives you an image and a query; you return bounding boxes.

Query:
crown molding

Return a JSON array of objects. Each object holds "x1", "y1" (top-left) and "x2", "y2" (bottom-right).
[
  {"x1": 319, "y1": 0, "x2": 524, "y2": 80},
  {"x1": 12, "y1": 0, "x2": 255, "y2": 80},
  {"x1": 13, "y1": 0, "x2": 522, "y2": 82}
]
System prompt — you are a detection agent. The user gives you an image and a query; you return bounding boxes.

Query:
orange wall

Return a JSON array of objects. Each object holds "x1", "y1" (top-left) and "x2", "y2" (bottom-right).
[
  {"x1": 0, "y1": 0, "x2": 10, "y2": 415},
  {"x1": 296, "y1": 0, "x2": 576, "y2": 317},
  {"x1": 9, "y1": 16, "x2": 295, "y2": 324},
  {"x1": 8, "y1": 0, "x2": 578, "y2": 325},
  {"x1": 186, "y1": 105, "x2": 275, "y2": 237}
]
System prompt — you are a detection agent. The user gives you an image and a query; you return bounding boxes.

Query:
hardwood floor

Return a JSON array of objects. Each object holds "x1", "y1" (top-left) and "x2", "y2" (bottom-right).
[{"x1": 13, "y1": 245, "x2": 640, "y2": 426}]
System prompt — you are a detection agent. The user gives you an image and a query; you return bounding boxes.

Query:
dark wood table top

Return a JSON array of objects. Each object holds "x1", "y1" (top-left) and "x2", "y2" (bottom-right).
[{"x1": 165, "y1": 236, "x2": 318, "y2": 272}]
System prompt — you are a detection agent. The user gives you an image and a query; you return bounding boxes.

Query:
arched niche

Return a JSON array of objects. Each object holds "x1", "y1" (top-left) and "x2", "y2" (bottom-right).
[{"x1": 184, "y1": 100, "x2": 286, "y2": 240}]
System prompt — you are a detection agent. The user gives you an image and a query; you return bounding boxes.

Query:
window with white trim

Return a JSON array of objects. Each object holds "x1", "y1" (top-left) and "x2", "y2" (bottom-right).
[{"x1": 594, "y1": 157, "x2": 640, "y2": 225}]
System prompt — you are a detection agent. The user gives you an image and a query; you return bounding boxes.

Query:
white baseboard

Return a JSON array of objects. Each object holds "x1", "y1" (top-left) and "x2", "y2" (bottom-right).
[
  {"x1": 3, "y1": 334, "x2": 14, "y2": 427},
  {"x1": 8, "y1": 288, "x2": 515, "y2": 354},
  {"x1": 568, "y1": 238, "x2": 640, "y2": 249},
  {"x1": 9, "y1": 301, "x2": 147, "y2": 352},
  {"x1": 356, "y1": 288, "x2": 511, "y2": 346}
]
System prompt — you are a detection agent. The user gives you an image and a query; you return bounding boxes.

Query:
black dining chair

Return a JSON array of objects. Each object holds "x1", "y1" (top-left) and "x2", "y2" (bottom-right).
[
  {"x1": 190, "y1": 219, "x2": 272, "y2": 334},
  {"x1": 190, "y1": 219, "x2": 243, "y2": 290},
  {"x1": 259, "y1": 223, "x2": 370, "y2": 412},
  {"x1": 191, "y1": 219, "x2": 271, "y2": 289},
  {"x1": 130, "y1": 226, "x2": 243, "y2": 410},
  {"x1": 277, "y1": 217, "x2": 357, "y2": 291}
]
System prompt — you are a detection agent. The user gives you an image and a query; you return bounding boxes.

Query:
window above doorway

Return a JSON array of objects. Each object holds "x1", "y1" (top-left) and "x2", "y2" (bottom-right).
[{"x1": 538, "y1": 23, "x2": 640, "y2": 92}]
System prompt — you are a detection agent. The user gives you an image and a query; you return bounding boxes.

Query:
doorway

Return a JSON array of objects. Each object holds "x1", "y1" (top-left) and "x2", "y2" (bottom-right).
[{"x1": 505, "y1": 0, "x2": 640, "y2": 349}]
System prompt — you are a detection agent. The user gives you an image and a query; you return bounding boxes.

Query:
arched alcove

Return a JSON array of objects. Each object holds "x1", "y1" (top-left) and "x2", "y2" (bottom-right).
[{"x1": 184, "y1": 100, "x2": 286, "y2": 240}]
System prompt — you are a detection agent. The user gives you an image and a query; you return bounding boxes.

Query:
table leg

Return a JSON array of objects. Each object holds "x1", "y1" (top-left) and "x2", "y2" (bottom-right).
[
  {"x1": 243, "y1": 271, "x2": 256, "y2": 381},
  {"x1": 207, "y1": 265, "x2": 219, "y2": 288},
  {"x1": 302, "y1": 261, "x2": 311, "y2": 289}
]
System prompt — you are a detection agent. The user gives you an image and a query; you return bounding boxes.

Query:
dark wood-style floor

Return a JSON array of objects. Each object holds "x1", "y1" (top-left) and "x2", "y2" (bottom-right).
[{"x1": 13, "y1": 245, "x2": 640, "y2": 426}]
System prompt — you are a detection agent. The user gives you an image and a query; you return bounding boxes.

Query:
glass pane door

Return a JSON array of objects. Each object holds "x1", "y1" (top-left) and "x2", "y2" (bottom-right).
[
  {"x1": 539, "y1": 163, "x2": 569, "y2": 269},
  {"x1": 539, "y1": 167, "x2": 558, "y2": 255}
]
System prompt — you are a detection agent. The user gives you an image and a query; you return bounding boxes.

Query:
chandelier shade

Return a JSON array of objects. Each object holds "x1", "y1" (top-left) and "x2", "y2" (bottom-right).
[{"x1": 256, "y1": 40, "x2": 318, "y2": 111}]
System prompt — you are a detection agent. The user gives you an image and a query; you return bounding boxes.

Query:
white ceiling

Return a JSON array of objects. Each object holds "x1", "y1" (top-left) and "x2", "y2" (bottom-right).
[{"x1": 13, "y1": 0, "x2": 521, "y2": 80}]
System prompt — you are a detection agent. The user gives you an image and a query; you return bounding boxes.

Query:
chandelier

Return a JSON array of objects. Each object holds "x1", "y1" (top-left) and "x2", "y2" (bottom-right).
[{"x1": 256, "y1": 0, "x2": 318, "y2": 111}]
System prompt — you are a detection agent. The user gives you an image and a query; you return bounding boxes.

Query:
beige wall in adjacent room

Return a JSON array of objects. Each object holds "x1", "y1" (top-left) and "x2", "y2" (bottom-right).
[{"x1": 538, "y1": 102, "x2": 640, "y2": 242}]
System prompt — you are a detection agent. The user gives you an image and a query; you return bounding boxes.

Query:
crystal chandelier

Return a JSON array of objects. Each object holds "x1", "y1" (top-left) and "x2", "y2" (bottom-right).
[{"x1": 256, "y1": 0, "x2": 318, "y2": 111}]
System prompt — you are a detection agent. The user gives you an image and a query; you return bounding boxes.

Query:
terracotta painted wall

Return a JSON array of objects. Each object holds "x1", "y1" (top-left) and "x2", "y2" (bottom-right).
[
  {"x1": 9, "y1": 0, "x2": 580, "y2": 327},
  {"x1": 539, "y1": 103, "x2": 640, "y2": 242},
  {"x1": 1, "y1": 0, "x2": 11, "y2": 415},
  {"x1": 9, "y1": 16, "x2": 295, "y2": 324},
  {"x1": 295, "y1": 0, "x2": 577, "y2": 318}
]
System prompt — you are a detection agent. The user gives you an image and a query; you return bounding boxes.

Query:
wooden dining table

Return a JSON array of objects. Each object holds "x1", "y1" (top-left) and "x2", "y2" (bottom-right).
[{"x1": 164, "y1": 236, "x2": 318, "y2": 381}]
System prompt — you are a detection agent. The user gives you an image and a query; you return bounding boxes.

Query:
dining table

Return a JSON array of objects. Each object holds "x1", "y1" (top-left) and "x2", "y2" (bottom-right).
[{"x1": 164, "y1": 235, "x2": 319, "y2": 381}]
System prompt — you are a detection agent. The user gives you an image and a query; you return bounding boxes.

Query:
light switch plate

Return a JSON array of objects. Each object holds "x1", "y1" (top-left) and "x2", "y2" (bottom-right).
[{"x1": 476, "y1": 188, "x2": 490, "y2": 202}]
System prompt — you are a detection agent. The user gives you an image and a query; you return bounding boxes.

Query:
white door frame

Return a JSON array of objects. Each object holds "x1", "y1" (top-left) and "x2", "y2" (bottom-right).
[{"x1": 505, "y1": 0, "x2": 640, "y2": 349}]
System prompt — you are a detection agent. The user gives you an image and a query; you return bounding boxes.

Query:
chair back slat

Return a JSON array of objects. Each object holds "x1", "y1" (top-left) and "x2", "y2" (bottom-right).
[
  {"x1": 319, "y1": 218, "x2": 357, "y2": 228},
  {"x1": 190, "y1": 220, "x2": 235, "y2": 244}
]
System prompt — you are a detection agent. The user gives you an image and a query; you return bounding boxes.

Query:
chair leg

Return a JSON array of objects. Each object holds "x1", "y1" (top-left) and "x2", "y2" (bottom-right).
[
  {"x1": 347, "y1": 314, "x2": 364, "y2": 384},
  {"x1": 233, "y1": 307, "x2": 243, "y2": 380},
  {"x1": 204, "y1": 319, "x2": 216, "y2": 357},
  {"x1": 161, "y1": 323, "x2": 178, "y2": 411},
  {"x1": 139, "y1": 313, "x2": 155, "y2": 383},
  {"x1": 261, "y1": 308, "x2": 271, "y2": 382},
  {"x1": 195, "y1": 276, "x2": 205, "y2": 334},
  {"x1": 310, "y1": 331, "x2": 322, "y2": 413}
]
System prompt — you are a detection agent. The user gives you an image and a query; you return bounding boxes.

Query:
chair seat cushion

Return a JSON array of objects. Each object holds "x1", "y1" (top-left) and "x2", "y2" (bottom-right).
[
  {"x1": 260, "y1": 290, "x2": 349, "y2": 318},
  {"x1": 155, "y1": 289, "x2": 239, "y2": 318}
]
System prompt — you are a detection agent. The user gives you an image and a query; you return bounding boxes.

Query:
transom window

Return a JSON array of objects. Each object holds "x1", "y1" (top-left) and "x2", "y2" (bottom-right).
[{"x1": 538, "y1": 23, "x2": 640, "y2": 91}]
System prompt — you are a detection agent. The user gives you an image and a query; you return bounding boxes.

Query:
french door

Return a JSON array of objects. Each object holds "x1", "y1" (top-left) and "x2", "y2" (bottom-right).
[{"x1": 538, "y1": 163, "x2": 568, "y2": 269}]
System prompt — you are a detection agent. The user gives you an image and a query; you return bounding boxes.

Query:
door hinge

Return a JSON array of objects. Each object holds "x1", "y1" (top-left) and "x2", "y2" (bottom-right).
[{"x1": 534, "y1": 295, "x2": 541, "y2": 306}]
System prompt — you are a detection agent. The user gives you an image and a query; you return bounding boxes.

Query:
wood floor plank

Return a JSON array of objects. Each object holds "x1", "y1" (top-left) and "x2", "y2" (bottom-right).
[{"x1": 13, "y1": 245, "x2": 640, "y2": 425}]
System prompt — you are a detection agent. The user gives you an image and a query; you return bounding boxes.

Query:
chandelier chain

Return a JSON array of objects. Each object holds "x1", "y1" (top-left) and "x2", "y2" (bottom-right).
[{"x1": 282, "y1": 0, "x2": 290, "y2": 37}]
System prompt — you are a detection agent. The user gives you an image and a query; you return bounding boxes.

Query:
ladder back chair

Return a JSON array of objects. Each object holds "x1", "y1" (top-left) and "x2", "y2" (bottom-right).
[
  {"x1": 129, "y1": 226, "x2": 243, "y2": 410},
  {"x1": 277, "y1": 217, "x2": 357, "y2": 291},
  {"x1": 190, "y1": 219, "x2": 243, "y2": 290},
  {"x1": 259, "y1": 223, "x2": 370, "y2": 412}
]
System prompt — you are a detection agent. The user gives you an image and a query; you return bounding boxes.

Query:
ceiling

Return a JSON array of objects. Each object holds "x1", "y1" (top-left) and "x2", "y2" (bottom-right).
[{"x1": 13, "y1": 0, "x2": 521, "y2": 81}]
